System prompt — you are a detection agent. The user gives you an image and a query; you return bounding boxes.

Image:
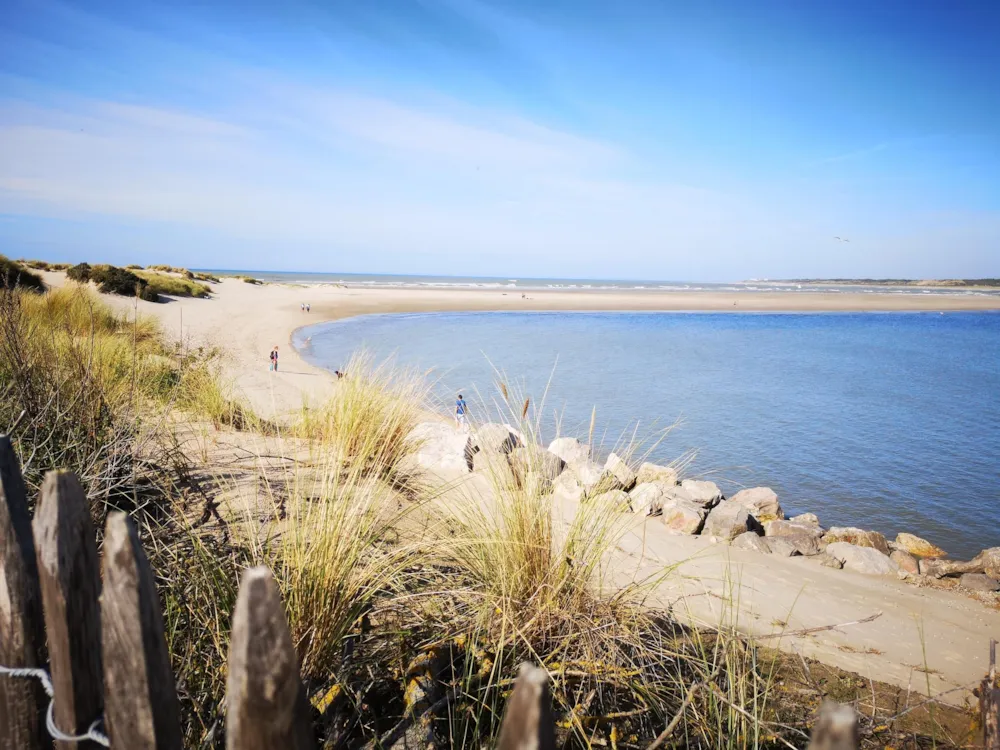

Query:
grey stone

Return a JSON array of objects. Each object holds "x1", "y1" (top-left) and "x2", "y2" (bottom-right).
[
  {"x1": 589, "y1": 489, "x2": 633, "y2": 512},
  {"x1": 406, "y1": 422, "x2": 472, "y2": 474},
  {"x1": 604, "y1": 452, "x2": 637, "y2": 490},
  {"x1": 471, "y1": 423, "x2": 521, "y2": 455},
  {"x1": 822, "y1": 527, "x2": 891, "y2": 556},
  {"x1": 790, "y1": 512, "x2": 820, "y2": 526},
  {"x1": 732, "y1": 531, "x2": 770, "y2": 553},
  {"x1": 783, "y1": 534, "x2": 821, "y2": 556},
  {"x1": 766, "y1": 538, "x2": 800, "y2": 557},
  {"x1": 701, "y1": 501, "x2": 750, "y2": 541},
  {"x1": 680, "y1": 479, "x2": 723, "y2": 507},
  {"x1": 551, "y1": 471, "x2": 584, "y2": 503},
  {"x1": 510, "y1": 445, "x2": 565, "y2": 483},
  {"x1": 825, "y1": 542, "x2": 899, "y2": 576},
  {"x1": 547, "y1": 437, "x2": 590, "y2": 467},
  {"x1": 921, "y1": 547, "x2": 1000, "y2": 579},
  {"x1": 661, "y1": 501, "x2": 707, "y2": 534},
  {"x1": 814, "y1": 552, "x2": 844, "y2": 569},
  {"x1": 763, "y1": 519, "x2": 823, "y2": 539},
  {"x1": 636, "y1": 462, "x2": 679, "y2": 486},
  {"x1": 729, "y1": 487, "x2": 784, "y2": 521},
  {"x1": 629, "y1": 481, "x2": 676, "y2": 515},
  {"x1": 889, "y1": 549, "x2": 920, "y2": 575},
  {"x1": 958, "y1": 573, "x2": 1000, "y2": 593}
]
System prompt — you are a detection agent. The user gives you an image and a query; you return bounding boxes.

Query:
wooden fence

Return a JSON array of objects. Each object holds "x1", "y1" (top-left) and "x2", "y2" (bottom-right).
[{"x1": 2, "y1": 435, "x2": 994, "y2": 749}]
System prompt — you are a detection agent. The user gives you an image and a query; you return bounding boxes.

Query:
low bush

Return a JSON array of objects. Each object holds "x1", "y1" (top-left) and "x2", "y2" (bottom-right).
[
  {"x1": 66, "y1": 262, "x2": 92, "y2": 282},
  {"x1": 135, "y1": 270, "x2": 211, "y2": 298},
  {"x1": 92, "y1": 264, "x2": 159, "y2": 301},
  {"x1": 0, "y1": 255, "x2": 44, "y2": 291}
]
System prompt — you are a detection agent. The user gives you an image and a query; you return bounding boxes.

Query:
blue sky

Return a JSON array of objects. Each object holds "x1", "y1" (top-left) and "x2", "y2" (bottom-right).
[{"x1": 1, "y1": 0, "x2": 998, "y2": 280}]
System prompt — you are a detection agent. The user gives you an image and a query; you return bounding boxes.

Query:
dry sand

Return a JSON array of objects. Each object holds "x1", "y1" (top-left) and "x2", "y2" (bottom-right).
[{"x1": 49, "y1": 271, "x2": 1000, "y2": 702}]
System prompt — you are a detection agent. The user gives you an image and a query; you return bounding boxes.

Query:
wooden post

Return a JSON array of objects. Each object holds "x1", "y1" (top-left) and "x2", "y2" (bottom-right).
[
  {"x1": 226, "y1": 566, "x2": 314, "y2": 750},
  {"x1": 497, "y1": 664, "x2": 555, "y2": 750},
  {"x1": 983, "y1": 639, "x2": 999, "y2": 750},
  {"x1": 807, "y1": 700, "x2": 859, "y2": 750},
  {"x1": 101, "y1": 512, "x2": 182, "y2": 750},
  {"x1": 32, "y1": 471, "x2": 104, "y2": 750},
  {"x1": 0, "y1": 436, "x2": 49, "y2": 750}
]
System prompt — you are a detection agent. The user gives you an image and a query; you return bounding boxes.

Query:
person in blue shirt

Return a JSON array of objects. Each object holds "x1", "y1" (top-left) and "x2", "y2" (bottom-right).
[{"x1": 454, "y1": 394, "x2": 469, "y2": 430}]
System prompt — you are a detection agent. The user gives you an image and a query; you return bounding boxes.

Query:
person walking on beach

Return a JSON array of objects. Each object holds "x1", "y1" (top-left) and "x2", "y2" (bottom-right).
[
  {"x1": 306, "y1": 303, "x2": 311, "y2": 313},
  {"x1": 454, "y1": 393, "x2": 469, "y2": 430},
  {"x1": 269, "y1": 346, "x2": 279, "y2": 372}
]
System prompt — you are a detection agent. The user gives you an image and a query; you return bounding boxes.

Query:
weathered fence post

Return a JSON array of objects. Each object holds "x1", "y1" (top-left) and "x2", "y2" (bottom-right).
[
  {"x1": 226, "y1": 566, "x2": 314, "y2": 750},
  {"x1": 497, "y1": 663, "x2": 556, "y2": 750},
  {"x1": 0, "y1": 436, "x2": 49, "y2": 750},
  {"x1": 983, "y1": 639, "x2": 999, "y2": 750},
  {"x1": 101, "y1": 512, "x2": 182, "y2": 750},
  {"x1": 807, "y1": 700, "x2": 859, "y2": 750},
  {"x1": 32, "y1": 470, "x2": 104, "y2": 749}
]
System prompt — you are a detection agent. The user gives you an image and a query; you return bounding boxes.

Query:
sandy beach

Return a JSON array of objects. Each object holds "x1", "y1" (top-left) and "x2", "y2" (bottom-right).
[
  {"x1": 64, "y1": 273, "x2": 1000, "y2": 419},
  {"x1": 45, "y1": 271, "x2": 1000, "y2": 705}
]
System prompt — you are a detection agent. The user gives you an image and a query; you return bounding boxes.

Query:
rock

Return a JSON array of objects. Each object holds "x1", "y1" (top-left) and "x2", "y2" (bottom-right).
[
  {"x1": 472, "y1": 423, "x2": 521, "y2": 456},
  {"x1": 571, "y1": 460, "x2": 623, "y2": 495},
  {"x1": 889, "y1": 549, "x2": 920, "y2": 575},
  {"x1": 547, "y1": 437, "x2": 590, "y2": 467},
  {"x1": 604, "y1": 452, "x2": 637, "y2": 490},
  {"x1": 894, "y1": 533, "x2": 947, "y2": 559},
  {"x1": 472, "y1": 451, "x2": 517, "y2": 487},
  {"x1": 920, "y1": 547, "x2": 1000, "y2": 579},
  {"x1": 825, "y1": 542, "x2": 899, "y2": 576},
  {"x1": 636, "y1": 462, "x2": 678, "y2": 486},
  {"x1": 406, "y1": 422, "x2": 472, "y2": 474},
  {"x1": 551, "y1": 471, "x2": 584, "y2": 503},
  {"x1": 729, "y1": 487, "x2": 784, "y2": 521},
  {"x1": 629, "y1": 481, "x2": 675, "y2": 515},
  {"x1": 510, "y1": 445, "x2": 565, "y2": 484},
  {"x1": 680, "y1": 479, "x2": 723, "y2": 508},
  {"x1": 822, "y1": 527, "x2": 890, "y2": 556},
  {"x1": 958, "y1": 573, "x2": 1000, "y2": 593},
  {"x1": 790, "y1": 512, "x2": 820, "y2": 526},
  {"x1": 766, "y1": 538, "x2": 800, "y2": 557},
  {"x1": 783, "y1": 534, "x2": 821, "y2": 556},
  {"x1": 732, "y1": 531, "x2": 770, "y2": 553},
  {"x1": 590, "y1": 489, "x2": 633, "y2": 512},
  {"x1": 701, "y1": 501, "x2": 750, "y2": 542},
  {"x1": 814, "y1": 552, "x2": 844, "y2": 569},
  {"x1": 661, "y1": 502, "x2": 707, "y2": 535},
  {"x1": 762, "y1": 520, "x2": 823, "y2": 539}
]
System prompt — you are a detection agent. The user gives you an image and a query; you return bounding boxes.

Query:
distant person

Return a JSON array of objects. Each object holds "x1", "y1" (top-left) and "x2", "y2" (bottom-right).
[
  {"x1": 306, "y1": 303, "x2": 311, "y2": 312},
  {"x1": 334, "y1": 370, "x2": 345, "y2": 379},
  {"x1": 454, "y1": 393, "x2": 469, "y2": 430},
  {"x1": 269, "y1": 346, "x2": 279, "y2": 372},
  {"x1": 300, "y1": 303, "x2": 305, "y2": 312}
]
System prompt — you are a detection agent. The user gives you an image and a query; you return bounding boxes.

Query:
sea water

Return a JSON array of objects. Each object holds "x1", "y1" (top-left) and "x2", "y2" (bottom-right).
[{"x1": 294, "y1": 311, "x2": 1000, "y2": 559}]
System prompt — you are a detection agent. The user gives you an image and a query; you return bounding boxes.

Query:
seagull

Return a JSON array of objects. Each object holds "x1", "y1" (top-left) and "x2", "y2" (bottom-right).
[{"x1": 833, "y1": 236, "x2": 851, "y2": 243}]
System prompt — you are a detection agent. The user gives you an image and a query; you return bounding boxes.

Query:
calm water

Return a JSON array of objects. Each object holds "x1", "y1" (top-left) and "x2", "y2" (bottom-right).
[{"x1": 294, "y1": 311, "x2": 1000, "y2": 558}]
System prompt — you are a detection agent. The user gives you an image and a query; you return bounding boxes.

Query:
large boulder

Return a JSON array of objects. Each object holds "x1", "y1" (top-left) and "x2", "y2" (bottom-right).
[
  {"x1": 472, "y1": 423, "x2": 522, "y2": 456},
  {"x1": 825, "y1": 542, "x2": 899, "y2": 576},
  {"x1": 790, "y1": 512, "x2": 820, "y2": 526},
  {"x1": 406, "y1": 423, "x2": 472, "y2": 474},
  {"x1": 604, "y1": 453, "x2": 637, "y2": 490},
  {"x1": 782, "y1": 534, "x2": 821, "y2": 556},
  {"x1": 701, "y1": 501, "x2": 750, "y2": 542},
  {"x1": 547, "y1": 437, "x2": 590, "y2": 467},
  {"x1": 729, "y1": 487, "x2": 784, "y2": 521},
  {"x1": 732, "y1": 531, "x2": 770, "y2": 553},
  {"x1": 920, "y1": 547, "x2": 1000, "y2": 579},
  {"x1": 473, "y1": 451, "x2": 518, "y2": 489},
  {"x1": 766, "y1": 538, "x2": 800, "y2": 558},
  {"x1": 636, "y1": 462, "x2": 678, "y2": 486},
  {"x1": 510, "y1": 445, "x2": 565, "y2": 484},
  {"x1": 958, "y1": 573, "x2": 1000, "y2": 593},
  {"x1": 570, "y1": 460, "x2": 623, "y2": 496},
  {"x1": 822, "y1": 527, "x2": 890, "y2": 556},
  {"x1": 762, "y1": 519, "x2": 823, "y2": 539},
  {"x1": 680, "y1": 479, "x2": 723, "y2": 508},
  {"x1": 589, "y1": 489, "x2": 632, "y2": 512},
  {"x1": 661, "y1": 502, "x2": 707, "y2": 535},
  {"x1": 889, "y1": 549, "x2": 920, "y2": 575},
  {"x1": 551, "y1": 471, "x2": 584, "y2": 503},
  {"x1": 894, "y1": 533, "x2": 947, "y2": 559},
  {"x1": 629, "y1": 481, "x2": 675, "y2": 516}
]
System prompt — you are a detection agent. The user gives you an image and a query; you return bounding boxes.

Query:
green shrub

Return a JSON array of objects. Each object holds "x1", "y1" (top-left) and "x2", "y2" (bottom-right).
[
  {"x1": 0, "y1": 255, "x2": 44, "y2": 291},
  {"x1": 90, "y1": 265, "x2": 159, "y2": 301},
  {"x1": 239, "y1": 275, "x2": 262, "y2": 284},
  {"x1": 66, "y1": 262, "x2": 93, "y2": 282},
  {"x1": 134, "y1": 270, "x2": 211, "y2": 298}
]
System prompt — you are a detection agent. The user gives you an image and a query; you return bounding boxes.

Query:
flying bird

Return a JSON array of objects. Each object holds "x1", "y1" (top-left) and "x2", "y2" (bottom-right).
[{"x1": 833, "y1": 236, "x2": 851, "y2": 242}]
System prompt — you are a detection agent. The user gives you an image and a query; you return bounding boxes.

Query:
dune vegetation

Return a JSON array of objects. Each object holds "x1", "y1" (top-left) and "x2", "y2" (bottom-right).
[{"x1": 0, "y1": 281, "x2": 978, "y2": 749}]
